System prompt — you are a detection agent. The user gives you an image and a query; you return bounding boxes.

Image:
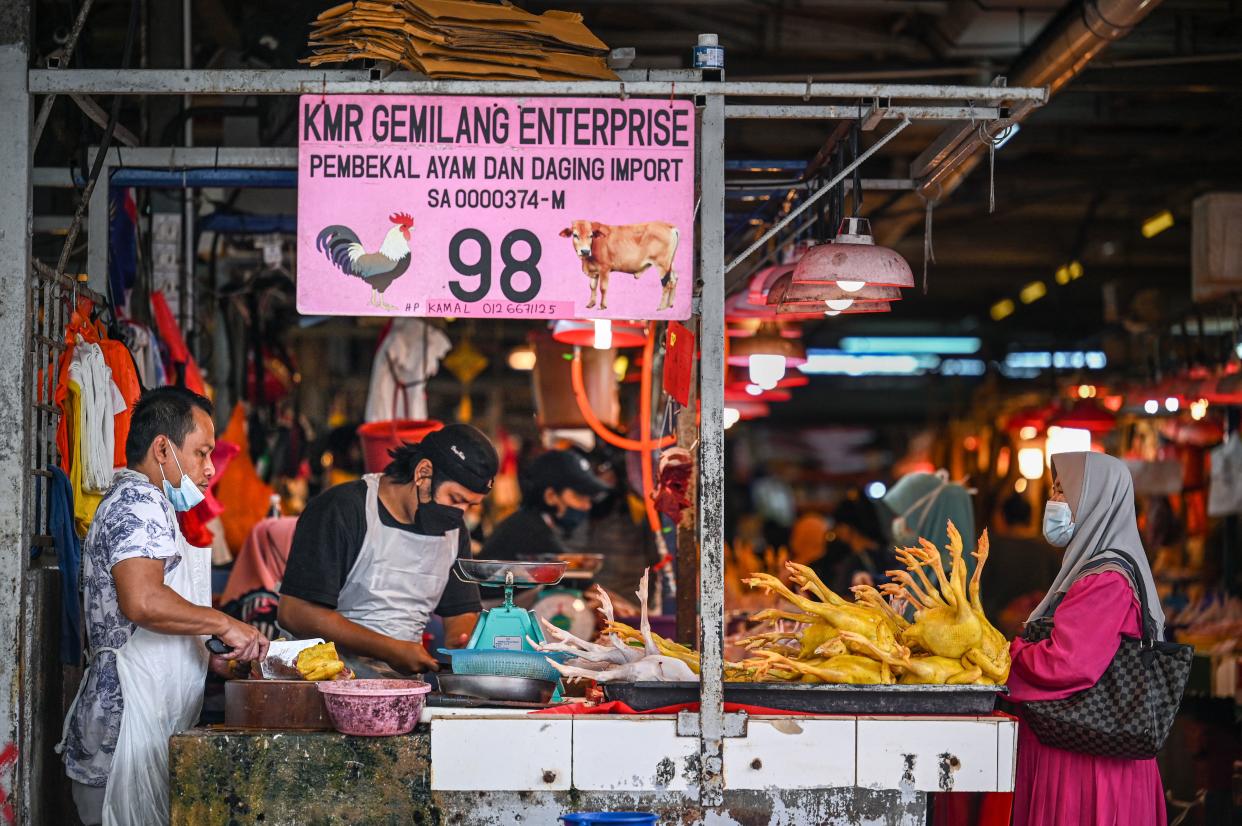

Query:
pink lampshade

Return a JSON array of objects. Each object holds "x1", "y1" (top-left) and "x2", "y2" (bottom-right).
[
  {"x1": 792, "y1": 217, "x2": 914, "y2": 289},
  {"x1": 726, "y1": 322, "x2": 807, "y2": 367}
]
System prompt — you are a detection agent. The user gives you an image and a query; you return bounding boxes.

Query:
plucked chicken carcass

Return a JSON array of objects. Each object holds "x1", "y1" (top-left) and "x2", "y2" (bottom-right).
[{"x1": 736, "y1": 520, "x2": 1009, "y2": 686}]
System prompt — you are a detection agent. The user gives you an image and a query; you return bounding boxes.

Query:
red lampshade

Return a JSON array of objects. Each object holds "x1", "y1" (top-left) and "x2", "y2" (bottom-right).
[
  {"x1": 1004, "y1": 405, "x2": 1050, "y2": 436},
  {"x1": 728, "y1": 399, "x2": 771, "y2": 420},
  {"x1": 1048, "y1": 399, "x2": 1116, "y2": 433},
  {"x1": 726, "y1": 322, "x2": 807, "y2": 367},
  {"x1": 725, "y1": 385, "x2": 791, "y2": 403},
  {"x1": 791, "y1": 217, "x2": 915, "y2": 289},
  {"x1": 767, "y1": 272, "x2": 895, "y2": 316},
  {"x1": 551, "y1": 319, "x2": 648, "y2": 349}
]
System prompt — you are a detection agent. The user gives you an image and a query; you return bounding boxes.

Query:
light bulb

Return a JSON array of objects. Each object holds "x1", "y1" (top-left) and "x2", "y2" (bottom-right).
[
  {"x1": 825, "y1": 298, "x2": 855, "y2": 311},
  {"x1": 1018, "y1": 426, "x2": 1038, "y2": 441},
  {"x1": 723, "y1": 408, "x2": 741, "y2": 429},
  {"x1": 836, "y1": 280, "x2": 865, "y2": 293},
  {"x1": 1190, "y1": 399, "x2": 1209, "y2": 421},
  {"x1": 1017, "y1": 447, "x2": 1045, "y2": 480},
  {"x1": 1143, "y1": 399, "x2": 1159, "y2": 415},
  {"x1": 592, "y1": 319, "x2": 612, "y2": 350},
  {"x1": 824, "y1": 309, "x2": 842, "y2": 317},
  {"x1": 1164, "y1": 397, "x2": 1179, "y2": 413},
  {"x1": 745, "y1": 384, "x2": 763, "y2": 396},
  {"x1": 865, "y1": 481, "x2": 887, "y2": 499},
  {"x1": 748, "y1": 353, "x2": 786, "y2": 390}
]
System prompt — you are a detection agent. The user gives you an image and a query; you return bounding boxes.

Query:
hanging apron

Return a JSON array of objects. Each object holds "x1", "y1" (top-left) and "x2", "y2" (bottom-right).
[
  {"x1": 336, "y1": 473, "x2": 458, "y2": 676},
  {"x1": 59, "y1": 518, "x2": 211, "y2": 826}
]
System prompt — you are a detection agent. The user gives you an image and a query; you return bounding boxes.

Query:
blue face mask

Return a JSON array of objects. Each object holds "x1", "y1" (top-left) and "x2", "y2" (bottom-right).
[
  {"x1": 160, "y1": 443, "x2": 205, "y2": 513},
  {"x1": 1042, "y1": 500, "x2": 1075, "y2": 547}
]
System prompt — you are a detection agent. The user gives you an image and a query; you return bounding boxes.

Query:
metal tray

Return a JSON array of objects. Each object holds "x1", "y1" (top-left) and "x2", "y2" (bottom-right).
[
  {"x1": 456, "y1": 558, "x2": 567, "y2": 586},
  {"x1": 437, "y1": 673, "x2": 558, "y2": 704},
  {"x1": 602, "y1": 682, "x2": 1007, "y2": 715}
]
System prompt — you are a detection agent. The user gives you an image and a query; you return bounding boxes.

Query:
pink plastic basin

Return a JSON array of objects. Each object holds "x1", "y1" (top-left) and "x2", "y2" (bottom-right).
[{"x1": 316, "y1": 679, "x2": 431, "y2": 736}]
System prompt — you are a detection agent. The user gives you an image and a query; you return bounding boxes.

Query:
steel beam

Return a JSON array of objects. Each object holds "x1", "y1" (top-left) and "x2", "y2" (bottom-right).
[
  {"x1": 28, "y1": 69, "x2": 1047, "y2": 103},
  {"x1": 696, "y1": 92, "x2": 726, "y2": 809},
  {"x1": 726, "y1": 103, "x2": 999, "y2": 120},
  {"x1": 0, "y1": 2, "x2": 32, "y2": 820}
]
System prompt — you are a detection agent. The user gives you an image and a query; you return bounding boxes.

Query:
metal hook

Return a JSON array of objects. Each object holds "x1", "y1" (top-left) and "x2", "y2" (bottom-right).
[
  {"x1": 803, "y1": 76, "x2": 813, "y2": 102},
  {"x1": 619, "y1": 81, "x2": 628, "y2": 101}
]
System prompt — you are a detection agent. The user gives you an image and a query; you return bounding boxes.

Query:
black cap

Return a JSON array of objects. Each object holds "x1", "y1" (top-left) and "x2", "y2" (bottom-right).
[
  {"x1": 419, "y1": 425, "x2": 499, "y2": 495},
  {"x1": 523, "y1": 449, "x2": 610, "y2": 502}
]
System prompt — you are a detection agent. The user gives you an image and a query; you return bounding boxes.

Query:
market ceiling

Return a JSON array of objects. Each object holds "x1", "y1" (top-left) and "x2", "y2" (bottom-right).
[{"x1": 35, "y1": 0, "x2": 1242, "y2": 421}]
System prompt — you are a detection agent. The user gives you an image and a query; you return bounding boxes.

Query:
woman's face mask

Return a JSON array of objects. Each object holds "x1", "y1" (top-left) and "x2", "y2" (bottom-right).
[{"x1": 1042, "y1": 500, "x2": 1076, "y2": 547}]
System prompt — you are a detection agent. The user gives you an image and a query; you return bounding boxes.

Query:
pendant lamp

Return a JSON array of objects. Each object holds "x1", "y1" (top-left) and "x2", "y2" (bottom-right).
[
  {"x1": 1047, "y1": 399, "x2": 1116, "y2": 434},
  {"x1": 551, "y1": 319, "x2": 648, "y2": 349},
  {"x1": 767, "y1": 273, "x2": 891, "y2": 315},
  {"x1": 726, "y1": 321, "x2": 807, "y2": 390},
  {"x1": 792, "y1": 217, "x2": 914, "y2": 290}
]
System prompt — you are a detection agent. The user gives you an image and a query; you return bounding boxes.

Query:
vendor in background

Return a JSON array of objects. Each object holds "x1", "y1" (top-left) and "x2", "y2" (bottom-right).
[
  {"x1": 566, "y1": 451, "x2": 660, "y2": 596},
  {"x1": 482, "y1": 449, "x2": 609, "y2": 562},
  {"x1": 60, "y1": 387, "x2": 270, "y2": 826},
  {"x1": 824, "y1": 493, "x2": 890, "y2": 594},
  {"x1": 277, "y1": 425, "x2": 498, "y2": 676},
  {"x1": 882, "y1": 470, "x2": 978, "y2": 575}
]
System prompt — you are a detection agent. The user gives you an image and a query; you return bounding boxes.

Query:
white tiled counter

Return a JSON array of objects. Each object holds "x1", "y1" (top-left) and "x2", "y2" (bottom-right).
[{"x1": 428, "y1": 709, "x2": 1017, "y2": 795}]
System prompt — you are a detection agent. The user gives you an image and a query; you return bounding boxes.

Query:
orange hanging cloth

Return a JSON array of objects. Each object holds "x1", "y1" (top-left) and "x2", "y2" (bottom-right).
[
  {"x1": 99, "y1": 339, "x2": 141, "y2": 467},
  {"x1": 213, "y1": 404, "x2": 276, "y2": 554}
]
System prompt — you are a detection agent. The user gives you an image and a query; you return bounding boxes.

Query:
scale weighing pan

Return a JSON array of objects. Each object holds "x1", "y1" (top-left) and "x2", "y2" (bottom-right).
[{"x1": 456, "y1": 558, "x2": 567, "y2": 586}]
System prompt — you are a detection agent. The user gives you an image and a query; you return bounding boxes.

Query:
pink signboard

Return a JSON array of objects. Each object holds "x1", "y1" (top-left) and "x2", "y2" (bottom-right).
[{"x1": 297, "y1": 95, "x2": 696, "y2": 320}]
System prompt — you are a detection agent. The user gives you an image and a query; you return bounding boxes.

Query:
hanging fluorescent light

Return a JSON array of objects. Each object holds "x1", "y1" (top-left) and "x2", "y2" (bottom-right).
[
  {"x1": 1141, "y1": 210, "x2": 1174, "y2": 239},
  {"x1": 1019, "y1": 281, "x2": 1047, "y2": 304},
  {"x1": 991, "y1": 299, "x2": 1015, "y2": 321},
  {"x1": 825, "y1": 298, "x2": 855, "y2": 311},
  {"x1": 1164, "y1": 396, "x2": 1180, "y2": 413},
  {"x1": 1143, "y1": 399, "x2": 1159, "y2": 415},
  {"x1": 592, "y1": 319, "x2": 612, "y2": 350},
  {"x1": 840, "y1": 337, "x2": 981, "y2": 355},
  {"x1": 1017, "y1": 447, "x2": 1045, "y2": 480},
  {"x1": 723, "y1": 408, "x2": 741, "y2": 429}
]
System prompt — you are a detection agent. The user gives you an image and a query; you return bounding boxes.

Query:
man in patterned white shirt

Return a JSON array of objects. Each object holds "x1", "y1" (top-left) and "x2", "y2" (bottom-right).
[{"x1": 60, "y1": 387, "x2": 268, "y2": 825}]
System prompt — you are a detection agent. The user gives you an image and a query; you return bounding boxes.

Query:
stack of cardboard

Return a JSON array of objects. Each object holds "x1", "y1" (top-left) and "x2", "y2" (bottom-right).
[{"x1": 304, "y1": 0, "x2": 617, "y2": 80}]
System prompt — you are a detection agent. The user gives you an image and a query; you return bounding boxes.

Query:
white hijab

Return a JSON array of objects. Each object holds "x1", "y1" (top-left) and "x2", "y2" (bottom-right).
[{"x1": 1027, "y1": 451, "x2": 1164, "y2": 637}]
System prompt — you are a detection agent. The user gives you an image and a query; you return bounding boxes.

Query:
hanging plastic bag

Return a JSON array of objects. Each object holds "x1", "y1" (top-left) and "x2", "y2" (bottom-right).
[{"x1": 1208, "y1": 433, "x2": 1242, "y2": 517}]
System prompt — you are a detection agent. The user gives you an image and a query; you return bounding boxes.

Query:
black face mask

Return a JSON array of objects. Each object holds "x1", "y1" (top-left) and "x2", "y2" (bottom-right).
[
  {"x1": 414, "y1": 476, "x2": 467, "y2": 536},
  {"x1": 553, "y1": 504, "x2": 590, "y2": 533}
]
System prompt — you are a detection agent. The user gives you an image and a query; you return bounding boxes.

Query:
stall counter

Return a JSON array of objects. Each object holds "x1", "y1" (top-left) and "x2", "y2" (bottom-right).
[{"x1": 170, "y1": 708, "x2": 1015, "y2": 825}]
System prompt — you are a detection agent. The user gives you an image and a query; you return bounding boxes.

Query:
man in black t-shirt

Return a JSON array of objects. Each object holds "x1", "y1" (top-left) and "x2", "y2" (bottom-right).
[
  {"x1": 481, "y1": 449, "x2": 609, "y2": 563},
  {"x1": 278, "y1": 425, "x2": 498, "y2": 675}
]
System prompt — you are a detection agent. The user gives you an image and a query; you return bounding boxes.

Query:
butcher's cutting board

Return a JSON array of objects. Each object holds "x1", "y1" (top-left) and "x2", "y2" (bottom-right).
[{"x1": 224, "y1": 679, "x2": 333, "y2": 730}]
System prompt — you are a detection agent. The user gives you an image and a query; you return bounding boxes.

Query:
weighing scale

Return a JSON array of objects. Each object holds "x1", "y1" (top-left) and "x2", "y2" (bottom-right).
[{"x1": 456, "y1": 559, "x2": 568, "y2": 651}]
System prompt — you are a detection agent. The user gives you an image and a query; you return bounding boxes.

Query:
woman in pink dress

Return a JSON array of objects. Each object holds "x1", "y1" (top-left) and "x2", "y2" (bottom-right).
[{"x1": 1007, "y1": 451, "x2": 1167, "y2": 826}]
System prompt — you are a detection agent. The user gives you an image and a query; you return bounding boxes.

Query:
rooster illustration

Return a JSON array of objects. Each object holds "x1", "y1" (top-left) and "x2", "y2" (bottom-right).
[{"x1": 315, "y1": 212, "x2": 414, "y2": 310}]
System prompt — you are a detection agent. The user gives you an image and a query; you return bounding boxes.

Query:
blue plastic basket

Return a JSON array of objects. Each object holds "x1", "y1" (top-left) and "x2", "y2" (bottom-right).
[
  {"x1": 560, "y1": 814, "x2": 658, "y2": 825},
  {"x1": 439, "y1": 648, "x2": 570, "y2": 682}
]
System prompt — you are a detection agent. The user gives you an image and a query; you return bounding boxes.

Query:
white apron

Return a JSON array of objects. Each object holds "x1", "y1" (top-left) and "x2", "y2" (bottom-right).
[
  {"x1": 59, "y1": 519, "x2": 210, "y2": 826},
  {"x1": 336, "y1": 473, "x2": 458, "y2": 643}
]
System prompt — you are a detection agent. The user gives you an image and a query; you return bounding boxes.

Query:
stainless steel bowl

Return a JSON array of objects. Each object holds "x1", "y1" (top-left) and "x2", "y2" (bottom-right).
[
  {"x1": 437, "y1": 673, "x2": 557, "y2": 704},
  {"x1": 456, "y1": 558, "x2": 567, "y2": 586}
]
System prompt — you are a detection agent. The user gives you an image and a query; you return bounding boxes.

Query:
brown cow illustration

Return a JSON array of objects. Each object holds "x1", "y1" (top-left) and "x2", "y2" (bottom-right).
[{"x1": 559, "y1": 220, "x2": 680, "y2": 312}]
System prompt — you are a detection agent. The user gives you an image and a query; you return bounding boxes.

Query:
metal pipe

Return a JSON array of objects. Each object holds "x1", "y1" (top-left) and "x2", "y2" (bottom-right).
[
  {"x1": 726, "y1": 103, "x2": 1000, "y2": 120},
  {"x1": 696, "y1": 91, "x2": 727, "y2": 810},
  {"x1": 878, "y1": 0, "x2": 1164, "y2": 244},
  {"x1": 725, "y1": 117, "x2": 911, "y2": 274},
  {"x1": 26, "y1": 70, "x2": 1048, "y2": 103}
]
